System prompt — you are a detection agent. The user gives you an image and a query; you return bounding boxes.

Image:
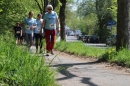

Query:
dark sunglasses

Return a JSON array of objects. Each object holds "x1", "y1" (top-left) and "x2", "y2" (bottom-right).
[{"x1": 48, "y1": 9, "x2": 52, "y2": 10}]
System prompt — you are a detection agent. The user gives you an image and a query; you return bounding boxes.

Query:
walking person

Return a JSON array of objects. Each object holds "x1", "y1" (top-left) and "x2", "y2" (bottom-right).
[
  {"x1": 41, "y1": 4, "x2": 60, "y2": 56},
  {"x1": 24, "y1": 11, "x2": 36, "y2": 49},
  {"x1": 34, "y1": 13, "x2": 44, "y2": 53},
  {"x1": 20, "y1": 23, "x2": 25, "y2": 45},
  {"x1": 13, "y1": 22, "x2": 22, "y2": 45}
]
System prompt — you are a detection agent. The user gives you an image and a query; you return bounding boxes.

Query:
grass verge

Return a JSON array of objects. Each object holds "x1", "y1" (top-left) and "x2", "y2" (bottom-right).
[{"x1": 55, "y1": 41, "x2": 130, "y2": 68}]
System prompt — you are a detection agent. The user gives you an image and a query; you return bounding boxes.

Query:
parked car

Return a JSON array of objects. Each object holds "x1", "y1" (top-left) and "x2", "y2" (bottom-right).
[
  {"x1": 77, "y1": 35, "x2": 83, "y2": 40},
  {"x1": 82, "y1": 35, "x2": 87, "y2": 42},
  {"x1": 106, "y1": 34, "x2": 117, "y2": 46},
  {"x1": 88, "y1": 35, "x2": 99, "y2": 43},
  {"x1": 82, "y1": 35, "x2": 91, "y2": 43},
  {"x1": 68, "y1": 31, "x2": 74, "y2": 36},
  {"x1": 74, "y1": 30, "x2": 82, "y2": 36}
]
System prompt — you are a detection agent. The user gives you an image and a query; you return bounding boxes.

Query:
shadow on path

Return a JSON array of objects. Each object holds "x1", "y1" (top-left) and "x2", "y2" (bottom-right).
[
  {"x1": 51, "y1": 60, "x2": 99, "y2": 86},
  {"x1": 82, "y1": 77, "x2": 98, "y2": 86}
]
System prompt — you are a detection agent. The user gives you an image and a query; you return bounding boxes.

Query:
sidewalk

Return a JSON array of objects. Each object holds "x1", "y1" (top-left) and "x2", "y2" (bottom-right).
[{"x1": 44, "y1": 50, "x2": 130, "y2": 86}]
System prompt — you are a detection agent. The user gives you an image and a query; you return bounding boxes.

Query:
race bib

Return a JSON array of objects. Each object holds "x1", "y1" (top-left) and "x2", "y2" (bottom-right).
[
  {"x1": 37, "y1": 27, "x2": 41, "y2": 31},
  {"x1": 16, "y1": 31, "x2": 20, "y2": 34},
  {"x1": 49, "y1": 24, "x2": 54, "y2": 28},
  {"x1": 25, "y1": 25, "x2": 30, "y2": 30}
]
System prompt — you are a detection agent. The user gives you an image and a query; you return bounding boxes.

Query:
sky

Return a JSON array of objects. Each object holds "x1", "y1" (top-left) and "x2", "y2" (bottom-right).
[{"x1": 74, "y1": 0, "x2": 82, "y2": 3}]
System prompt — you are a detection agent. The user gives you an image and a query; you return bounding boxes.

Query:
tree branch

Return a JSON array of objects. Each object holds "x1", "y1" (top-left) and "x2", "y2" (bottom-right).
[{"x1": 35, "y1": 0, "x2": 42, "y2": 13}]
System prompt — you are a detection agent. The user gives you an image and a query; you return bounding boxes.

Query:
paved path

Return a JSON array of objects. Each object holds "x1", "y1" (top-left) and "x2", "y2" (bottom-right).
[{"x1": 44, "y1": 51, "x2": 130, "y2": 86}]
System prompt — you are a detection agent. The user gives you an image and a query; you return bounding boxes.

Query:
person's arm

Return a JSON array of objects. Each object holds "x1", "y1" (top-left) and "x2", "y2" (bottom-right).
[
  {"x1": 40, "y1": 20, "x2": 46, "y2": 34},
  {"x1": 41, "y1": 20, "x2": 46, "y2": 29},
  {"x1": 56, "y1": 18, "x2": 60, "y2": 32},
  {"x1": 20, "y1": 29, "x2": 22, "y2": 36},
  {"x1": 55, "y1": 12, "x2": 60, "y2": 32},
  {"x1": 30, "y1": 24, "x2": 36, "y2": 30}
]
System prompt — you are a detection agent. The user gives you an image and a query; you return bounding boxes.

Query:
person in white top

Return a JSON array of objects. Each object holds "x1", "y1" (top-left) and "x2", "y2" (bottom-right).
[
  {"x1": 34, "y1": 13, "x2": 44, "y2": 53},
  {"x1": 41, "y1": 5, "x2": 60, "y2": 56}
]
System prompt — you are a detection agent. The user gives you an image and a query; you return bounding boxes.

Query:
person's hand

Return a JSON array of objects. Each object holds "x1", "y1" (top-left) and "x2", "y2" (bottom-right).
[
  {"x1": 40, "y1": 29, "x2": 42, "y2": 35},
  {"x1": 41, "y1": 33, "x2": 45, "y2": 38},
  {"x1": 20, "y1": 35, "x2": 22, "y2": 38},
  {"x1": 30, "y1": 27, "x2": 33, "y2": 30},
  {"x1": 58, "y1": 27, "x2": 60, "y2": 33}
]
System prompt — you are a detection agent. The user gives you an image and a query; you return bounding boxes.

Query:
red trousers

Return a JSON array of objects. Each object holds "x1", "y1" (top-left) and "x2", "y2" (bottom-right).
[{"x1": 44, "y1": 29, "x2": 56, "y2": 51}]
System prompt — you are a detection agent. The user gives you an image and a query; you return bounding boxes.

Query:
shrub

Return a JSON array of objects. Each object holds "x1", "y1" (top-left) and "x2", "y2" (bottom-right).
[{"x1": 0, "y1": 34, "x2": 58, "y2": 86}]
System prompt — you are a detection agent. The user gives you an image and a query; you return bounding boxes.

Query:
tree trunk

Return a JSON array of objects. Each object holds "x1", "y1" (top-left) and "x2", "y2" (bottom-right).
[
  {"x1": 59, "y1": 0, "x2": 66, "y2": 41},
  {"x1": 116, "y1": 0, "x2": 130, "y2": 51},
  {"x1": 50, "y1": 0, "x2": 58, "y2": 10},
  {"x1": 43, "y1": 0, "x2": 48, "y2": 15}
]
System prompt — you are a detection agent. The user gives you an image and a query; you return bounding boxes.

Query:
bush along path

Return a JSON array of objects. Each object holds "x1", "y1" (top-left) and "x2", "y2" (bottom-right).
[
  {"x1": 0, "y1": 35, "x2": 58, "y2": 86},
  {"x1": 44, "y1": 50, "x2": 130, "y2": 86}
]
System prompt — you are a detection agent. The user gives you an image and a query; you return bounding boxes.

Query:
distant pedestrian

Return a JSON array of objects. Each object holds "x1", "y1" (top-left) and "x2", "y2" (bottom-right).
[
  {"x1": 24, "y1": 11, "x2": 36, "y2": 49},
  {"x1": 20, "y1": 23, "x2": 25, "y2": 45},
  {"x1": 13, "y1": 22, "x2": 22, "y2": 45},
  {"x1": 34, "y1": 13, "x2": 44, "y2": 53},
  {"x1": 41, "y1": 4, "x2": 60, "y2": 56}
]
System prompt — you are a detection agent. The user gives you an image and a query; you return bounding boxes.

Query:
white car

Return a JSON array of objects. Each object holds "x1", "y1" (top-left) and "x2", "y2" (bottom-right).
[
  {"x1": 106, "y1": 34, "x2": 117, "y2": 46},
  {"x1": 69, "y1": 31, "x2": 74, "y2": 36},
  {"x1": 74, "y1": 30, "x2": 82, "y2": 36}
]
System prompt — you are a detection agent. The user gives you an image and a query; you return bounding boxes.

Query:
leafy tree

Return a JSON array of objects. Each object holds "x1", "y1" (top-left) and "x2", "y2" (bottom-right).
[
  {"x1": 84, "y1": 13, "x2": 98, "y2": 35},
  {"x1": 76, "y1": 0, "x2": 98, "y2": 35},
  {"x1": 65, "y1": 1, "x2": 79, "y2": 30},
  {"x1": 77, "y1": 0, "x2": 116, "y2": 42},
  {"x1": 108, "y1": 0, "x2": 117, "y2": 19},
  {"x1": 77, "y1": 0, "x2": 96, "y2": 17},
  {"x1": 96, "y1": 0, "x2": 113, "y2": 42},
  {"x1": 0, "y1": 0, "x2": 41, "y2": 35},
  {"x1": 0, "y1": 0, "x2": 26, "y2": 34},
  {"x1": 66, "y1": 11, "x2": 79, "y2": 30},
  {"x1": 35, "y1": 0, "x2": 45, "y2": 15}
]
